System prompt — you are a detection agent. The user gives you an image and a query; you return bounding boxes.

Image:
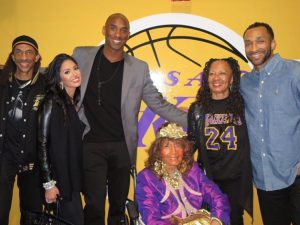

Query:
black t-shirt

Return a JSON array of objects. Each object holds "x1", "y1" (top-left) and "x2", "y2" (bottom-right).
[
  {"x1": 83, "y1": 48, "x2": 125, "y2": 143},
  {"x1": 203, "y1": 98, "x2": 247, "y2": 181}
]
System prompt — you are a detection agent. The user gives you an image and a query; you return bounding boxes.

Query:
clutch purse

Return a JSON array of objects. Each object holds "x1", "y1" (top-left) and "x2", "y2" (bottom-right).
[{"x1": 171, "y1": 209, "x2": 211, "y2": 225}]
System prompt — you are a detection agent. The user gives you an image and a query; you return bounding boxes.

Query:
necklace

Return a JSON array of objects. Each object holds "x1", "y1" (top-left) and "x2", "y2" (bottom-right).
[
  {"x1": 96, "y1": 51, "x2": 122, "y2": 106},
  {"x1": 14, "y1": 77, "x2": 31, "y2": 89},
  {"x1": 163, "y1": 169, "x2": 182, "y2": 189}
]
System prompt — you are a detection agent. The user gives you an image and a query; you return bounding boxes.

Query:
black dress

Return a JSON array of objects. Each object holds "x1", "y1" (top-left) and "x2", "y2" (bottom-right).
[{"x1": 38, "y1": 95, "x2": 84, "y2": 225}]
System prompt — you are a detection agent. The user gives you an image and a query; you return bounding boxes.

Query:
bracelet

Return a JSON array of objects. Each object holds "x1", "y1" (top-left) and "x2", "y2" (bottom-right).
[
  {"x1": 211, "y1": 217, "x2": 223, "y2": 225},
  {"x1": 43, "y1": 180, "x2": 57, "y2": 190}
]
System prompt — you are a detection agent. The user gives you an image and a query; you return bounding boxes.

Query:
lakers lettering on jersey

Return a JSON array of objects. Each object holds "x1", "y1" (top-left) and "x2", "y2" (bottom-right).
[{"x1": 204, "y1": 113, "x2": 242, "y2": 151}]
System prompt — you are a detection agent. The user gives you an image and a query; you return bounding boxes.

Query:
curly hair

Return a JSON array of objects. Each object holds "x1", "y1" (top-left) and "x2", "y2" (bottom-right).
[
  {"x1": 145, "y1": 136, "x2": 194, "y2": 179},
  {"x1": 195, "y1": 57, "x2": 244, "y2": 122}
]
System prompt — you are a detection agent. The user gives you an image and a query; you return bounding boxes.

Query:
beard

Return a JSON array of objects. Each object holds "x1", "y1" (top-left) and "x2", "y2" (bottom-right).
[{"x1": 247, "y1": 46, "x2": 273, "y2": 69}]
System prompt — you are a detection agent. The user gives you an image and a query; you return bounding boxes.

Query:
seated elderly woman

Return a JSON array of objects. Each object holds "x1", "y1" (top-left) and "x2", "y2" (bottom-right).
[{"x1": 135, "y1": 123, "x2": 230, "y2": 225}]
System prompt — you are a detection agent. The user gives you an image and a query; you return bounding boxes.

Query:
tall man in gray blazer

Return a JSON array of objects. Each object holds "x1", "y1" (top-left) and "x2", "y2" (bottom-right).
[{"x1": 73, "y1": 13, "x2": 187, "y2": 225}]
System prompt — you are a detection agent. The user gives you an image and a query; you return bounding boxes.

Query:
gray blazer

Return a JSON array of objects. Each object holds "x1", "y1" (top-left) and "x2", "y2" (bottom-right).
[{"x1": 73, "y1": 46, "x2": 187, "y2": 165}]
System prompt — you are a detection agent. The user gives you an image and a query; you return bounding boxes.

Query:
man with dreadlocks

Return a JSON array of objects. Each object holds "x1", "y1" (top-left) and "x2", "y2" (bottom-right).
[
  {"x1": 188, "y1": 57, "x2": 253, "y2": 225},
  {"x1": 0, "y1": 35, "x2": 45, "y2": 225}
]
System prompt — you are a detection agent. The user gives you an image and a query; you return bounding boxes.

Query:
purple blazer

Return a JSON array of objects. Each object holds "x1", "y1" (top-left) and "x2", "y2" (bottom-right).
[{"x1": 136, "y1": 163, "x2": 230, "y2": 225}]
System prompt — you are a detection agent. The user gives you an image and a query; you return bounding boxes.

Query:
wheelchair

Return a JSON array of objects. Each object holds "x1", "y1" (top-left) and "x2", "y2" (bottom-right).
[{"x1": 123, "y1": 165, "x2": 144, "y2": 225}]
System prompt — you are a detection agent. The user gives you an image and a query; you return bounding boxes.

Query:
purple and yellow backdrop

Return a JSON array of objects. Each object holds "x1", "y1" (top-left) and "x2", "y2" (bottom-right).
[{"x1": 1, "y1": 1, "x2": 300, "y2": 224}]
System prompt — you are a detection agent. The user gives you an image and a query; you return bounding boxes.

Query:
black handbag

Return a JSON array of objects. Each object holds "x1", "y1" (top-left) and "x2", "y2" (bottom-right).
[{"x1": 25, "y1": 201, "x2": 74, "y2": 225}]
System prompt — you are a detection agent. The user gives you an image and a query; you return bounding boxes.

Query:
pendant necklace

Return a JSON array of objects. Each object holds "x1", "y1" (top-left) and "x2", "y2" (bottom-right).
[
  {"x1": 96, "y1": 51, "x2": 122, "y2": 106},
  {"x1": 14, "y1": 76, "x2": 32, "y2": 89}
]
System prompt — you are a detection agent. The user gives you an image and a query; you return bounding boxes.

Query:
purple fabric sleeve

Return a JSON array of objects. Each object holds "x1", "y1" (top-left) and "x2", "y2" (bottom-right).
[
  {"x1": 136, "y1": 168, "x2": 173, "y2": 225},
  {"x1": 188, "y1": 163, "x2": 231, "y2": 224}
]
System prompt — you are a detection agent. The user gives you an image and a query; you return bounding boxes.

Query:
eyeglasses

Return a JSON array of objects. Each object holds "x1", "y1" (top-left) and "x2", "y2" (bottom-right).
[{"x1": 13, "y1": 49, "x2": 36, "y2": 57}]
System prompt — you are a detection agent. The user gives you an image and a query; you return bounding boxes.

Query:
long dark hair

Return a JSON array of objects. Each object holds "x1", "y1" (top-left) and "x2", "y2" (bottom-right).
[
  {"x1": 195, "y1": 57, "x2": 244, "y2": 122},
  {"x1": 45, "y1": 53, "x2": 80, "y2": 119}
]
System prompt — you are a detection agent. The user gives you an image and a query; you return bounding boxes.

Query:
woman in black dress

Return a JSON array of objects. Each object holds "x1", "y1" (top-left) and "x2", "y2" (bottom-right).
[{"x1": 38, "y1": 53, "x2": 84, "y2": 225}]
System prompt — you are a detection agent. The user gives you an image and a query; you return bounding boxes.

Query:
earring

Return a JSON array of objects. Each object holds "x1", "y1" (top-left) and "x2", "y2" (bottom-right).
[
  {"x1": 153, "y1": 160, "x2": 166, "y2": 176},
  {"x1": 179, "y1": 160, "x2": 187, "y2": 173},
  {"x1": 59, "y1": 82, "x2": 64, "y2": 90}
]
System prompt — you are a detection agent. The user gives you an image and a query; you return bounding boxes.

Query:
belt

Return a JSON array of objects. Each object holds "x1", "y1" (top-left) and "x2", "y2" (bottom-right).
[{"x1": 18, "y1": 163, "x2": 34, "y2": 173}]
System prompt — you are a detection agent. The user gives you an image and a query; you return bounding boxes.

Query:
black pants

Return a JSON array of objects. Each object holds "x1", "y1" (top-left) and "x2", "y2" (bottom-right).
[
  {"x1": 257, "y1": 176, "x2": 300, "y2": 225},
  {"x1": 83, "y1": 142, "x2": 131, "y2": 225},
  {"x1": 216, "y1": 178, "x2": 244, "y2": 225},
  {"x1": 0, "y1": 157, "x2": 43, "y2": 225}
]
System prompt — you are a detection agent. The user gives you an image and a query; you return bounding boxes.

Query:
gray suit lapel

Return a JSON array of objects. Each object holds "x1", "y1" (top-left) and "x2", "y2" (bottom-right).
[
  {"x1": 121, "y1": 54, "x2": 133, "y2": 107},
  {"x1": 78, "y1": 49, "x2": 132, "y2": 107},
  {"x1": 78, "y1": 46, "x2": 100, "y2": 106}
]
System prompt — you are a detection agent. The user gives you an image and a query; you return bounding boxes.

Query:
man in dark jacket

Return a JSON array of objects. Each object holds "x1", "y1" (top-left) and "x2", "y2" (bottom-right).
[{"x1": 0, "y1": 35, "x2": 45, "y2": 225}]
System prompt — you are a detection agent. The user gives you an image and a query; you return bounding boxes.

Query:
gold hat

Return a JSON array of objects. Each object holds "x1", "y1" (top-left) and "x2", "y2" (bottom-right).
[{"x1": 156, "y1": 123, "x2": 187, "y2": 139}]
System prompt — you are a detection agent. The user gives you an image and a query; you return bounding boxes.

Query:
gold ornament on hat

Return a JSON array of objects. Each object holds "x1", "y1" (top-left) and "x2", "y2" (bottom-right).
[{"x1": 157, "y1": 123, "x2": 187, "y2": 139}]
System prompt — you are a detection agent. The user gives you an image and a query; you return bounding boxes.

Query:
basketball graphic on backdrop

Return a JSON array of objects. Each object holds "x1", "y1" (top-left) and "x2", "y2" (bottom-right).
[{"x1": 100, "y1": 13, "x2": 252, "y2": 150}]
